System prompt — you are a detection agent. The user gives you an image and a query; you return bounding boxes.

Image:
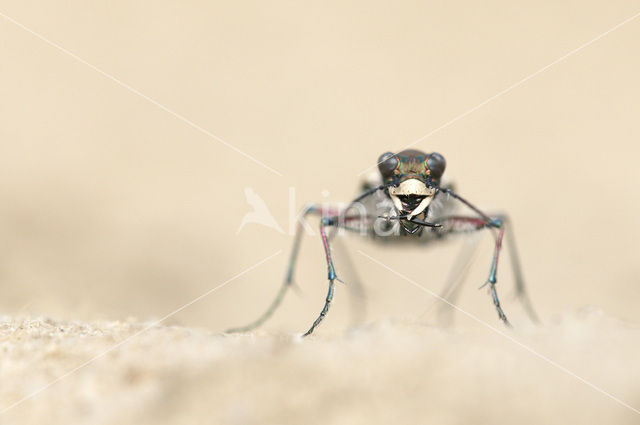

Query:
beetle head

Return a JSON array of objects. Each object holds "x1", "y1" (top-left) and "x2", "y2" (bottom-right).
[{"x1": 377, "y1": 149, "x2": 446, "y2": 219}]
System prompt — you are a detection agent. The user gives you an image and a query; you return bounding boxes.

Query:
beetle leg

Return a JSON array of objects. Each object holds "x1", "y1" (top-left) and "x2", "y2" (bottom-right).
[
  {"x1": 484, "y1": 220, "x2": 510, "y2": 326},
  {"x1": 434, "y1": 234, "x2": 482, "y2": 327},
  {"x1": 228, "y1": 184, "x2": 386, "y2": 335},
  {"x1": 301, "y1": 213, "x2": 376, "y2": 336},
  {"x1": 301, "y1": 187, "x2": 388, "y2": 336},
  {"x1": 493, "y1": 215, "x2": 539, "y2": 324},
  {"x1": 432, "y1": 216, "x2": 512, "y2": 326},
  {"x1": 302, "y1": 216, "x2": 340, "y2": 337},
  {"x1": 226, "y1": 203, "x2": 323, "y2": 334},
  {"x1": 333, "y1": 236, "x2": 368, "y2": 327}
]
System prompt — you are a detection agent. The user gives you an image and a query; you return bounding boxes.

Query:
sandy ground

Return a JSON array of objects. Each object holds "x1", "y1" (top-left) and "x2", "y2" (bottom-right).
[
  {"x1": 1, "y1": 1, "x2": 640, "y2": 424},
  {"x1": 1, "y1": 310, "x2": 639, "y2": 425}
]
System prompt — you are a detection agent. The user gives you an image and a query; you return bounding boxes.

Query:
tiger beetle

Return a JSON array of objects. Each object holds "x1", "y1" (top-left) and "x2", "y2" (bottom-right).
[{"x1": 227, "y1": 149, "x2": 538, "y2": 336}]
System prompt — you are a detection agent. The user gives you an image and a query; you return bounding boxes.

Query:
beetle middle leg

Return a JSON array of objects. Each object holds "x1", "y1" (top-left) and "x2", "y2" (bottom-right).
[
  {"x1": 501, "y1": 216, "x2": 539, "y2": 323},
  {"x1": 333, "y1": 236, "x2": 368, "y2": 327},
  {"x1": 434, "y1": 233, "x2": 482, "y2": 327}
]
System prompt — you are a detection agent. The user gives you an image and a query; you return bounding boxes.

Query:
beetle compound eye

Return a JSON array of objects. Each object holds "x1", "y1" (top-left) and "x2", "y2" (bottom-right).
[
  {"x1": 426, "y1": 152, "x2": 446, "y2": 180},
  {"x1": 377, "y1": 152, "x2": 398, "y2": 179}
]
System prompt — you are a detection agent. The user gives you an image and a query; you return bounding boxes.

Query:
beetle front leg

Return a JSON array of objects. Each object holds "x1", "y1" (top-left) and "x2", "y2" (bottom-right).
[
  {"x1": 433, "y1": 216, "x2": 511, "y2": 326},
  {"x1": 483, "y1": 219, "x2": 510, "y2": 326},
  {"x1": 226, "y1": 203, "x2": 326, "y2": 334},
  {"x1": 302, "y1": 217, "x2": 340, "y2": 337}
]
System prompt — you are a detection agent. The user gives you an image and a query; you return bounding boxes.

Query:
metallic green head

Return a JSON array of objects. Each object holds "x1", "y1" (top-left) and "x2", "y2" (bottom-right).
[{"x1": 377, "y1": 149, "x2": 446, "y2": 219}]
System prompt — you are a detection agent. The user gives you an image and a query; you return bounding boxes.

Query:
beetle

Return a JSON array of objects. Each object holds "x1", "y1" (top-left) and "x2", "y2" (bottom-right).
[{"x1": 227, "y1": 149, "x2": 537, "y2": 336}]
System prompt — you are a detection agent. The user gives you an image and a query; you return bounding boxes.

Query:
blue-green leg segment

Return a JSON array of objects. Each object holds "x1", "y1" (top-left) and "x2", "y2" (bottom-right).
[
  {"x1": 302, "y1": 216, "x2": 340, "y2": 337},
  {"x1": 300, "y1": 185, "x2": 388, "y2": 336},
  {"x1": 432, "y1": 216, "x2": 509, "y2": 326},
  {"x1": 485, "y1": 219, "x2": 510, "y2": 326},
  {"x1": 226, "y1": 204, "x2": 320, "y2": 334},
  {"x1": 227, "y1": 184, "x2": 386, "y2": 335},
  {"x1": 434, "y1": 187, "x2": 540, "y2": 325}
]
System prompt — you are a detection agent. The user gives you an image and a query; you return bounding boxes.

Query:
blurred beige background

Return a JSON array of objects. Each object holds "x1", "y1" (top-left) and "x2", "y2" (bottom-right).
[
  {"x1": 1, "y1": 0, "x2": 638, "y2": 328},
  {"x1": 0, "y1": 1, "x2": 639, "y2": 423}
]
